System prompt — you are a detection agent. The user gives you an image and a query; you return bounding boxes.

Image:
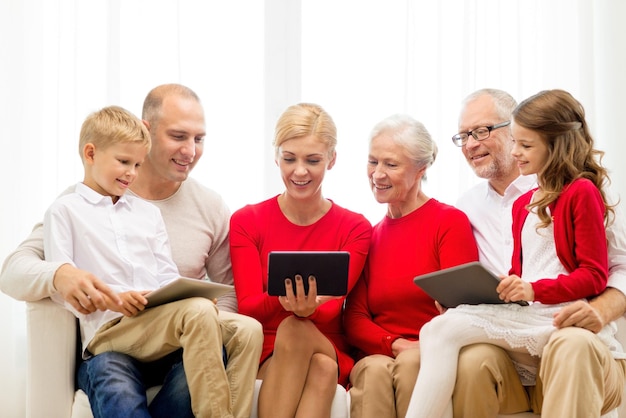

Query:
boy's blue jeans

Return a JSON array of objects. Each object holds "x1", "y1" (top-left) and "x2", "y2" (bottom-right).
[
  {"x1": 77, "y1": 348, "x2": 229, "y2": 418},
  {"x1": 77, "y1": 349, "x2": 192, "y2": 418}
]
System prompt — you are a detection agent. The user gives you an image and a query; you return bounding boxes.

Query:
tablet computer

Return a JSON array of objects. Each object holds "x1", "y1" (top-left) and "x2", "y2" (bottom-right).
[
  {"x1": 267, "y1": 251, "x2": 350, "y2": 296},
  {"x1": 145, "y1": 277, "x2": 234, "y2": 309},
  {"x1": 413, "y1": 261, "x2": 529, "y2": 308}
]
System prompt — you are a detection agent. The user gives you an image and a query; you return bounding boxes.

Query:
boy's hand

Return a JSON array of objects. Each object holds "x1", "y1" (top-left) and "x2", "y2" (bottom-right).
[
  {"x1": 107, "y1": 290, "x2": 150, "y2": 317},
  {"x1": 497, "y1": 274, "x2": 534, "y2": 302}
]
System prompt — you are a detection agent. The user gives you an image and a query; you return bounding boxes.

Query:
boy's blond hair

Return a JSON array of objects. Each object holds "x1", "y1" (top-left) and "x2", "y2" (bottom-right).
[{"x1": 79, "y1": 106, "x2": 151, "y2": 160}]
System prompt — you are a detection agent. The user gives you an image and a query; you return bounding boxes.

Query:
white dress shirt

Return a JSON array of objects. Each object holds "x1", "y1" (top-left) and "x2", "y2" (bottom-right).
[
  {"x1": 456, "y1": 175, "x2": 537, "y2": 277},
  {"x1": 43, "y1": 182, "x2": 180, "y2": 356}
]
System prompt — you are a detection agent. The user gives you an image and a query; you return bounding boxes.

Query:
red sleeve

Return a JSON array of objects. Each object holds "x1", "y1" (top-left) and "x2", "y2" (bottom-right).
[
  {"x1": 436, "y1": 207, "x2": 480, "y2": 270},
  {"x1": 531, "y1": 180, "x2": 608, "y2": 303},
  {"x1": 229, "y1": 204, "x2": 286, "y2": 325},
  {"x1": 343, "y1": 269, "x2": 402, "y2": 357},
  {"x1": 341, "y1": 213, "x2": 373, "y2": 294}
]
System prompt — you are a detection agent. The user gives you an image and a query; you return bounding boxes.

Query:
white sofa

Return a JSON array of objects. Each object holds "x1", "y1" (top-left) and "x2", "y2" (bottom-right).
[{"x1": 26, "y1": 298, "x2": 626, "y2": 418}]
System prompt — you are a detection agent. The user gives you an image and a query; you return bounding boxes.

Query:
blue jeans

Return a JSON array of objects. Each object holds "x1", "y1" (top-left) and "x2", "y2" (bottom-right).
[
  {"x1": 77, "y1": 348, "x2": 229, "y2": 418},
  {"x1": 77, "y1": 350, "x2": 192, "y2": 418}
]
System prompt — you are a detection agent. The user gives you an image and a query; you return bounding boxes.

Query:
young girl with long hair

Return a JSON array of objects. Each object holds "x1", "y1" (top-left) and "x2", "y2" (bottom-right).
[{"x1": 405, "y1": 89, "x2": 625, "y2": 418}]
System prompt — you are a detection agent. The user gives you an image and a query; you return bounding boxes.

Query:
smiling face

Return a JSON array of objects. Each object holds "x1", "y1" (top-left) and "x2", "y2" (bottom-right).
[
  {"x1": 367, "y1": 133, "x2": 424, "y2": 210},
  {"x1": 145, "y1": 94, "x2": 206, "y2": 184},
  {"x1": 459, "y1": 94, "x2": 518, "y2": 192},
  {"x1": 510, "y1": 120, "x2": 550, "y2": 177},
  {"x1": 83, "y1": 141, "x2": 148, "y2": 202},
  {"x1": 276, "y1": 135, "x2": 336, "y2": 201}
]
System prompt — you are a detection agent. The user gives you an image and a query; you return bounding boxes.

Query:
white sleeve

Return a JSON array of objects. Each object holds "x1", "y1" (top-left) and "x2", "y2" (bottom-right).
[
  {"x1": 604, "y1": 187, "x2": 626, "y2": 313},
  {"x1": 606, "y1": 205, "x2": 626, "y2": 296}
]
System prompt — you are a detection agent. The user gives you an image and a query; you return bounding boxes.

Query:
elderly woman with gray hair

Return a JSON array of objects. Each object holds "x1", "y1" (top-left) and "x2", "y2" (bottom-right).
[{"x1": 343, "y1": 114, "x2": 479, "y2": 418}]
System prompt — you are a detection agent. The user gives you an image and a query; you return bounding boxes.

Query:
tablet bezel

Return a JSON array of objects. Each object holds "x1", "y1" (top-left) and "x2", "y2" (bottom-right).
[
  {"x1": 267, "y1": 251, "x2": 350, "y2": 296},
  {"x1": 145, "y1": 277, "x2": 234, "y2": 309},
  {"x1": 413, "y1": 261, "x2": 528, "y2": 308}
]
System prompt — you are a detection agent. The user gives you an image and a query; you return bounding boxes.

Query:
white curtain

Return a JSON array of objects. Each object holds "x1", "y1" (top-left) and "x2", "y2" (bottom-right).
[
  {"x1": 299, "y1": 0, "x2": 626, "y2": 221},
  {"x1": 1, "y1": 1, "x2": 625, "y2": 415}
]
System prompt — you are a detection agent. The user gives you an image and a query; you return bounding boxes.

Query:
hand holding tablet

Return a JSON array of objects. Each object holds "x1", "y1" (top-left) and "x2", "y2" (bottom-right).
[
  {"x1": 267, "y1": 251, "x2": 350, "y2": 296},
  {"x1": 413, "y1": 261, "x2": 529, "y2": 308}
]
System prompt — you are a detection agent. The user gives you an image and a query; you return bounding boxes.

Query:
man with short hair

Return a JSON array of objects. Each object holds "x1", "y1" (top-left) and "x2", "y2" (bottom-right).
[
  {"x1": 452, "y1": 88, "x2": 626, "y2": 417},
  {"x1": 0, "y1": 84, "x2": 263, "y2": 418}
]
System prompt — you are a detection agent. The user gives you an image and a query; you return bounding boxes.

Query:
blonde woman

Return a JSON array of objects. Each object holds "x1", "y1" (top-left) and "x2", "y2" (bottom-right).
[{"x1": 230, "y1": 103, "x2": 372, "y2": 418}]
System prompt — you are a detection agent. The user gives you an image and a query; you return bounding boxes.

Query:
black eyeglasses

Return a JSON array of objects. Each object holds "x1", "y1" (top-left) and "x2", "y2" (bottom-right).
[{"x1": 451, "y1": 121, "x2": 511, "y2": 147}]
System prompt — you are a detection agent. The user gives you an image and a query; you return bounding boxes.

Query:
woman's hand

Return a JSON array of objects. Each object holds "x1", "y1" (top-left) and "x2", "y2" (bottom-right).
[
  {"x1": 278, "y1": 274, "x2": 338, "y2": 317},
  {"x1": 391, "y1": 338, "x2": 420, "y2": 357},
  {"x1": 497, "y1": 274, "x2": 534, "y2": 302}
]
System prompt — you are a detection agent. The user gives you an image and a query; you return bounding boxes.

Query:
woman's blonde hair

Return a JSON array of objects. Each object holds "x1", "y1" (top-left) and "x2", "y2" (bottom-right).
[{"x1": 273, "y1": 103, "x2": 337, "y2": 157}]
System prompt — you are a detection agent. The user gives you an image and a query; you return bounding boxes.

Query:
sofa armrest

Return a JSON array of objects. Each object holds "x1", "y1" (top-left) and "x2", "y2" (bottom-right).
[{"x1": 26, "y1": 298, "x2": 77, "y2": 418}]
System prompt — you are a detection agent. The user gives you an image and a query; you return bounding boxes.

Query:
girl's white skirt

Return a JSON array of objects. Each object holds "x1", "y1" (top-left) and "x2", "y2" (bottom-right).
[{"x1": 448, "y1": 302, "x2": 624, "y2": 385}]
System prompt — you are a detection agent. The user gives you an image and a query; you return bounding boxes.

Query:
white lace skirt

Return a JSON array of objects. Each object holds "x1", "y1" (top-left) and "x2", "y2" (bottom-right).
[
  {"x1": 450, "y1": 302, "x2": 562, "y2": 357},
  {"x1": 447, "y1": 302, "x2": 624, "y2": 385}
]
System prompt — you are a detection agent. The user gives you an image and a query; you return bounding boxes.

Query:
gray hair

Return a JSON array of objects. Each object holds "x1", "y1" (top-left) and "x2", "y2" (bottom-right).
[
  {"x1": 369, "y1": 114, "x2": 437, "y2": 170},
  {"x1": 461, "y1": 88, "x2": 518, "y2": 122}
]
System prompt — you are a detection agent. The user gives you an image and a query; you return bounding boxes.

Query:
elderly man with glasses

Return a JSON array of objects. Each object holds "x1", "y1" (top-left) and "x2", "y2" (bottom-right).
[{"x1": 450, "y1": 88, "x2": 626, "y2": 418}]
